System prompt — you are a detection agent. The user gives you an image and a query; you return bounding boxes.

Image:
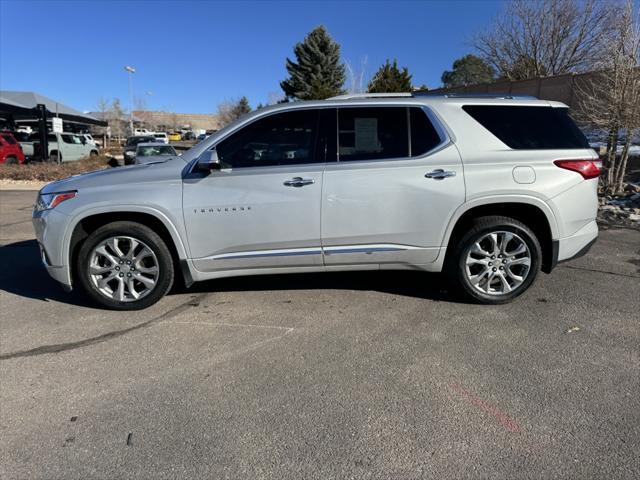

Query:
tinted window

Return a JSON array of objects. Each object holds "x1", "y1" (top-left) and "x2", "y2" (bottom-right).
[
  {"x1": 137, "y1": 145, "x2": 175, "y2": 156},
  {"x1": 2, "y1": 134, "x2": 17, "y2": 144},
  {"x1": 216, "y1": 110, "x2": 319, "y2": 168},
  {"x1": 462, "y1": 105, "x2": 590, "y2": 149},
  {"x1": 319, "y1": 108, "x2": 337, "y2": 162},
  {"x1": 338, "y1": 107, "x2": 408, "y2": 161},
  {"x1": 410, "y1": 107, "x2": 442, "y2": 156}
]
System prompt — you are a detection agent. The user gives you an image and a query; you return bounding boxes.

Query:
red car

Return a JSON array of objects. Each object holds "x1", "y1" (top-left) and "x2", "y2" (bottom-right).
[{"x1": 0, "y1": 132, "x2": 26, "y2": 164}]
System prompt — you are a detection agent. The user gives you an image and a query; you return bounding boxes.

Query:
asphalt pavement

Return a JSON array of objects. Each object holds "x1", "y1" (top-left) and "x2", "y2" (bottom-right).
[{"x1": 0, "y1": 189, "x2": 638, "y2": 479}]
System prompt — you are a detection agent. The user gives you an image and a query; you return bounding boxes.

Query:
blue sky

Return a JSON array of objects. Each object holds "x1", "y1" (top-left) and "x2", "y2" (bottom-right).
[{"x1": 0, "y1": 0, "x2": 502, "y2": 114}]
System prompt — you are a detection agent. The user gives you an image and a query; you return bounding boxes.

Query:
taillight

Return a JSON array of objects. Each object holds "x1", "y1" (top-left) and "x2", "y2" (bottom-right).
[{"x1": 554, "y1": 159, "x2": 602, "y2": 180}]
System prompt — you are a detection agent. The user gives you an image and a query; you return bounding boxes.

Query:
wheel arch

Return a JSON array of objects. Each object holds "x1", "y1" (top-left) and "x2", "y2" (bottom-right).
[
  {"x1": 66, "y1": 208, "x2": 190, "y2": 287},
  {"x1": 442, "y1": 197, "x2": 558, "y2": 274}
]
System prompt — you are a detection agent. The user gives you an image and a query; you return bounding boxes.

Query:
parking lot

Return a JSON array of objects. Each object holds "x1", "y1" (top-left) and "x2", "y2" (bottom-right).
[{"x1": 0, "y1": 189, "x2": 638, "y2": 479}]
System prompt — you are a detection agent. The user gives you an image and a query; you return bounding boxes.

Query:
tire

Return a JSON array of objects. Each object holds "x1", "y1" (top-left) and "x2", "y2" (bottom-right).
[
  {"x1": 446, "y1": 216, "x2": 542, "y2": 304},
  {"x1": 76, "y1": 221, "x2": 174, "y2": 310},
  {"x1": 90, "y1": 150, "x2": 99, "y2": 158},
  {"x1": 5, "y1": 156, "x2": 18, "y2": 165},
  {"x1": 50, "y1": 152, "x2": 61, "y2": 164}
]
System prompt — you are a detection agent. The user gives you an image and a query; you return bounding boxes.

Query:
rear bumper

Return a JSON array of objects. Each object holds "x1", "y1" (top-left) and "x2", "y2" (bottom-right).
[{"x1": 548, "y1": 220, "x2": 598, "y2": 271}]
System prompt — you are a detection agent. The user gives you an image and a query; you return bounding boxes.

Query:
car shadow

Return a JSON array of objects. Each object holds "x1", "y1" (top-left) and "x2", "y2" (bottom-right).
[
  {"x1": 176, "y1": 269, "x2": 460, "y2": 303},
  {"x1": 1, "y1": 240, "x2": 462, "y2": 306},
  {"x1": 0, "y1": 240, "x2": 93, "y2": 307}
]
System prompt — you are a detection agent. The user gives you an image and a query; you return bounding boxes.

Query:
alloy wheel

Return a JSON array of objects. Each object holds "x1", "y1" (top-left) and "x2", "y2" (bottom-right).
[
  {"x1": 464, "y1": 231, "x2": 532, "y2": 295},
  {"x1": 88, "y1": 236, "x2": 160, "y2": 302}
]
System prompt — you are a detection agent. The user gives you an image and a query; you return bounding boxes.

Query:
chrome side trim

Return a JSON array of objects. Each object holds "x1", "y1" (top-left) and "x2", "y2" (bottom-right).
[
  {"x1": 323, "y1": 244, "x2": 421, "y2": 255},
  {"x1": 204, "y1": 244, "x2": 422, "y2": 261},
  {"x1": 210, "y1": 247, "x2": 322, "y2": 261}
]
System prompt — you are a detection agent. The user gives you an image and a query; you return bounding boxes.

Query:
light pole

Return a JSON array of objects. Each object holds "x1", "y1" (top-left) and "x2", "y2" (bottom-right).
[{"x1": 124, "y1": 65, "x2": 136, "y2": 134}]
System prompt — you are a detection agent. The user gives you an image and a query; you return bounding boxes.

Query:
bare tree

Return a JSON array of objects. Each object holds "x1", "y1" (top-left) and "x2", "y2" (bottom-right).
[
  {"x1": 267, "y1": 91, "x2": 285, "y2": 105},
  {"x1": 133, "y1": 95, "x2": 147, "y2": 112},
  {"x1": 216, "y1": 97, "x2": 252, "y2": 127},
  {"x1": 578, "y1": 1, "x2": 640, "y2": 194},
  {"x1": 96, "y1": 97, "x2": 109, "y2": 115},
  {"x1": 345, "y1": 55, "x2": 368, "y2": 94},
  {"x1": 474, "y1": 0, "x2": 613, "y2": 80}
]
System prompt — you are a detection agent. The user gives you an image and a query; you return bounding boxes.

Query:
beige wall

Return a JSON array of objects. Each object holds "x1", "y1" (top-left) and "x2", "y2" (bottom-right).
[{"x1": 132, "y1": 111, "x2": 221, "y2": 131}]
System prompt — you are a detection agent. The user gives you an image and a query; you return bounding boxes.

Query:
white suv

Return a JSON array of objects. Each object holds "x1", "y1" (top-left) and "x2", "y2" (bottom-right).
[{"x1": 33, "y1": 93, "x2": 600, "y2": 310}]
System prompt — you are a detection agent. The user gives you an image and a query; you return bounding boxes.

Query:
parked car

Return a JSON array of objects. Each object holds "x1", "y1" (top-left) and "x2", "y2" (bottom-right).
[
  {"x1": 33, "y1": 132, "x2": 99, "y2": 163},
  {"x1": 168, "y1": 132, "x2": 182, "y2": 142},
  {"x1": 0, "y1": 132, "x2": 26, "y2": 164},
  {"x1": 33, "y1": 93, "x2": 600, "y2": 310},
  {"x1": 182, "y1": 131, "x2": 196, "y2": 141},
  {"x1": 196, "y1": 133, "x2": 208, "y2": 143},
  {"x1": 152, "y1": 132, "x2": 169, "y2": 144},
  {"x1": 79, "y1": 134, "x2": 101, "y2": 150},
  {"x1": 123, "y1": 135, "x2": 157, "y2": 164},
  {"x1": 133, "y1": 128, "x2": 154, "y2": 136},
  {"x1": 5, "y1": 130, "x2": 34, "y2": 161},
  {"x1": 134, "y1": 143, "x2": 178, "y2": 164}
]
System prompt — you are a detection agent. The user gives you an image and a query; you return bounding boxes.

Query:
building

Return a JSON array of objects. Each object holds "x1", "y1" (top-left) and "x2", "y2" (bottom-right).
[
  {"x1": 0, "y1": 90, "x2": 106, "y2": 132},
  {"x1": 132, "y1": 111, "x2": 220, "y2": 133}
]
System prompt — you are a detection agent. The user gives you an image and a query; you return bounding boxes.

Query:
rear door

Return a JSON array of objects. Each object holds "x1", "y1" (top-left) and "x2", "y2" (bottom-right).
[
  {"x1": 321, "y1": 105, "x2": 465, "y2": 266},
  {"x1": 183, "y1": 108, "x2": 330, "y2": 273}
]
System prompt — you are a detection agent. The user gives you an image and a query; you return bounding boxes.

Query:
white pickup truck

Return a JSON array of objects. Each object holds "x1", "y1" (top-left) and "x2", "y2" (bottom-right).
[{"x1": 33, "y1": 132, "x2": 100, "y2": 163}]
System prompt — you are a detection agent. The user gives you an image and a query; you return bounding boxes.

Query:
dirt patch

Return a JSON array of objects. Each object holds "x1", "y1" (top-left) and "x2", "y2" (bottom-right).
[{"x1": 0, "y1": 156, "x2": 113, "y2": 182}]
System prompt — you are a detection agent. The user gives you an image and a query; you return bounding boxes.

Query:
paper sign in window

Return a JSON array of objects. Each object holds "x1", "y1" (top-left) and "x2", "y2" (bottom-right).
[{"x1": 354, "y1": 118, "x2": 380, "y2": 152}]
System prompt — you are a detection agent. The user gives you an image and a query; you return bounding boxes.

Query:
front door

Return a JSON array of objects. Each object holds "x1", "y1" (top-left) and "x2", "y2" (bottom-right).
[
  {"x1": 322, "y1": 106, "x2": 465, "y2": 266},
  {"x1": 183, "y1": 108, "x2": 326, "y2": 273}
]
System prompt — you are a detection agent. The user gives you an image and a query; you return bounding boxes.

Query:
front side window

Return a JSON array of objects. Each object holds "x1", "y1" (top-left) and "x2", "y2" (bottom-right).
[
  {"x1": 216, "y1": 109, "x2": 319, "y2": 168},
  {"x1": 338, "y1": 107, "x2": 408, "y2": 161}
]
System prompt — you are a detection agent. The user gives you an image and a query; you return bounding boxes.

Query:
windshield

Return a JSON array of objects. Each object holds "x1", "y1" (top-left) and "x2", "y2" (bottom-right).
[{"x1": 136, "y1": 145, "x2": 176, "y2": 156}]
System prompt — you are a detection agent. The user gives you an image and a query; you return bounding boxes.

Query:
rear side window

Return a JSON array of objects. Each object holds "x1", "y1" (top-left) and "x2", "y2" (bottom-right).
[
  {"x1": 462, "y1": 105, "x2": 589, "y2": 149},
  {"x1": 410, "y1": 108, "x2": 442, "y2": 156},
  {"x1": 338, "y1": 107, "x2": 408, "y2": 161}
]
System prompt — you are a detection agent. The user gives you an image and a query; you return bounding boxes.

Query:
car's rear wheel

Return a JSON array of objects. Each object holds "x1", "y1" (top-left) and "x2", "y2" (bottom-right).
[
  {"x1": 5, "y1": 156, "x2": 18, "y2": 165},
  {"x1": 76, "y1": 222, "x2": 174, "y2": 310},
  {"x1": 446, "y1": 216, "x2": 541, "y2": 304},
  {"x1": 50, "y1": 152, "x2": 61, "y2": 164}
]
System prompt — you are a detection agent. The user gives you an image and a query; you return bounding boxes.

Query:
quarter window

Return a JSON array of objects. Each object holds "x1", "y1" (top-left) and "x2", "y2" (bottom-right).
[
  {"x1": 216, "y1": 110, "x2": 319, "y2": 168},
  {"x1": 462, "y1": 105, "x2": 590, "y2": 149},
  {"x1": 338, "y1": 107, "x2": 408, "y2": 161},
  {"x1": 410, "y1": 107, "x2": 442, "y2": 156}
]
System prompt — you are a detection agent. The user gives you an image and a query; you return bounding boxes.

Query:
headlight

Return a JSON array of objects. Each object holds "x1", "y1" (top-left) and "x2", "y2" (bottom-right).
[{"x1": 35, "y1": 191, "x2": 77, "y2": 212}]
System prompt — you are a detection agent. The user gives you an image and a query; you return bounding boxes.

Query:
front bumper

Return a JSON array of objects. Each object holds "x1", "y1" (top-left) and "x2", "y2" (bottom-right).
[{"x1": 33, "y1": 208, "x2": 73, "y2": 288}]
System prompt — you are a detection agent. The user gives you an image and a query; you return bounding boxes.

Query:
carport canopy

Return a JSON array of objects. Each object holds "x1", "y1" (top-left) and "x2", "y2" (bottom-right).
[{"x1": 0, "y1": 90, "x2": 107, "y2": 126}]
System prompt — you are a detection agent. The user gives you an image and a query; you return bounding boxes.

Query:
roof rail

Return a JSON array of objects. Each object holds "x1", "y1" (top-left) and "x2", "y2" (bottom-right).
[
  {"x1": 329, "y1": 92, "x2": 413, "y2": 100},
  {"x1": 414, "y1": 92, "x2": 538, "y2": 100}
]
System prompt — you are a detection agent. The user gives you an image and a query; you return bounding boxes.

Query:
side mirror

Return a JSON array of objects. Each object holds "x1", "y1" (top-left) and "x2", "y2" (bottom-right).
[{"x1": 197, "y1": 148, "x2": 222, "y2": 171}]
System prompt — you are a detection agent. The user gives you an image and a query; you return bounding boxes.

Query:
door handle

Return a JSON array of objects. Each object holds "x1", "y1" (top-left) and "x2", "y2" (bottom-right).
[
  {"x1": 425, "y1": 169, "x2": 456, "y2": 180},
  {"x1": 283, "y1": 177, "x2": 315, "y2": 187}
]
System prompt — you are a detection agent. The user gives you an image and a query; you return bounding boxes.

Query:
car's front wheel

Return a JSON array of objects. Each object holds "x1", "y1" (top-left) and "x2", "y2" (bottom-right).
[
  {"x1": 76, "y1": 222, "x2": 174, "y2": 310},
  {"x1": 447, "y1": 216, "x2": 542, "y2": 304}
]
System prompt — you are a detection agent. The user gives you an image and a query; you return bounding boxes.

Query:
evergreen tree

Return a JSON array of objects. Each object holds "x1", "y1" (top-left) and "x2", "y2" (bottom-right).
[
  {"x1": 235, "y1": 96, "x2": 251, "y2": 116},
  {"x1": 217, "y1": 97, "x2": 252, "y2": 127},
  {"x1": 367, "y1": 59, "x2": 413, "y2": 93},
  {"x1": 441, "y1": 54, "x2": 496, "y2": 87},
  {"x1": 280, "y1": 26, "x2": 346, "y2": 100}
]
